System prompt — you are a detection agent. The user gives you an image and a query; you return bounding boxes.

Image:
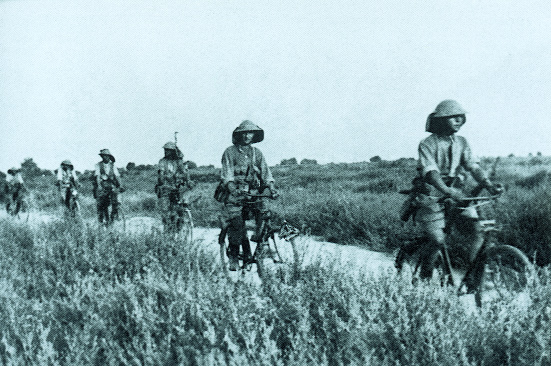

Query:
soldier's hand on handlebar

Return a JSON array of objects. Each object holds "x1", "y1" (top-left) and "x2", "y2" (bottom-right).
[
  {"x1": 486, "y1": 182, "x2": 504, "y2": 196},
  {"x1": 445, "y1": 187, "x2": 465, "y2": 201},
  {"x1": 268, "y1": 183, "x2": 279, "y2": 199},
  {"x1": 227, "y1": 191, "x2": 245, "y2": 204}
]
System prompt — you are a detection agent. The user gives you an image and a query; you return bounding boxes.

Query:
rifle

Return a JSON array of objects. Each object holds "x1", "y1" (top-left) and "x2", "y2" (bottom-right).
[{"x1": 174, "y1": 131, "x2": 184, "y2": 159}]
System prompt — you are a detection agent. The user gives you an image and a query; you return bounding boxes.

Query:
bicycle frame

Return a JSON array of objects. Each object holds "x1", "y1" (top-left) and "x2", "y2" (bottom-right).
[
  {"x1": 399, "y1": 194, "x2": 500, "y2": 286},
  {"x1": 219, "y1": 191, "x2": 294, "y2": 275},
  {"x1": 421, "y1": 193, "x2": 524, "y2": 294}
]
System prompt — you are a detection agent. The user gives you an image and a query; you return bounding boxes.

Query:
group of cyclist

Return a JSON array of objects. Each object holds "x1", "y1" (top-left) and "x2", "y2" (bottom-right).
[{"x1": 4, "y1": 100, "x2": 504, "y2": 275}]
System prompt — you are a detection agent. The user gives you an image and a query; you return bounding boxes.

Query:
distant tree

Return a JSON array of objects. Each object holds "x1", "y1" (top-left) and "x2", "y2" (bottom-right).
[
  {"x1": 186, "y1": 161, "x2": 198, "y2": 169},
  {"x1": 280, "y1": 158, "x2": 298, "y2": 166},
  {"x1": 126, "y1": 162, "x2": 136, "y2": 171},
  {"x1": 537, "y1": 151, "x2": 542, "y2": 156},
  {"x1": 20, "y1": 158, "x2": 42, "y2": 178},
  {"x1": 136, "y1": 164, "x2": 155, "y2": 171},
  {"x1": 370, "y1": 155, "x2": 382, "y2": 163},
  {"x1": 300, "y1": 158, "x2": 318, "y2": 165},
  {"x1": 508, "y1": 153, "x2": 515, "y2": 158}
]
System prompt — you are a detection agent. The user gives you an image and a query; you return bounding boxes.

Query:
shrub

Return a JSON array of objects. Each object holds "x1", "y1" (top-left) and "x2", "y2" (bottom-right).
[
  {"x1": 300, "y1": 158, "x2": 318, "y2": 165},
  {"x1": 280, "y1": 158, "x2": 298, "y2": 166},
  {"x1": 1, "y1": 218, "x2": 550, "y2": 364}
]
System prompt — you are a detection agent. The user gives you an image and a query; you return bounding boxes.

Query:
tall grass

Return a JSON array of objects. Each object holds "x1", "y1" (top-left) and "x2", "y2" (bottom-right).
[
  {"x1": 1, "y1": 218, "x2": 551, "y2": 365},
  {"x1": 9, "y1": 156, "x2": 551, "y2": 256}
]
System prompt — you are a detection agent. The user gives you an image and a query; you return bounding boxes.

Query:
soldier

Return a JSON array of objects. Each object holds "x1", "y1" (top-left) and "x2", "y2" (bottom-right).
[
  {"x1": 156, "y1": 141, "x2": 192, "y2": 233},
  {"x1": 5, "y1": 167, "x2": 26, "y2": 216},
  {"x1": 94, "y1": 149, "x2": 124, "y2": 225},
  {"x1": 56, "y1": 160, "x2": 79, "y2": 215},
  {"x1": 412, "y1": 100, "x2": 502, "y2": 278},
  {"x1": 220, "y1": 120, "x2": 278, "y2": 271}
]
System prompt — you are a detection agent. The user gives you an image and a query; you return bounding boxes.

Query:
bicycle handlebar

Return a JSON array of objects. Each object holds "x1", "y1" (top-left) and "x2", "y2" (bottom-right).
[
  {"x1": 241, "y1": 191, "x2": 278, "y2": 200},
  {"x1": 399, "y1": 189, "x2": 502, "y2": 203},
  {"x1": 436, "y1": 193, "x2": 502, "y2": 203}
]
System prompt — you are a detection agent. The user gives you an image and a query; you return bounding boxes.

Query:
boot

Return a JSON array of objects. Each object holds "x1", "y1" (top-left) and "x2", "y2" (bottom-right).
[{"x1": 228, "y1": 257, "x2": 239, "y2": 271}]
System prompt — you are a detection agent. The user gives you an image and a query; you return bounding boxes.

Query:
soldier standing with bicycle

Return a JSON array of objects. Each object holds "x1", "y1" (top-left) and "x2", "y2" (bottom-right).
[
  {"x1": 220, "y1": 120, "x2": 278, "y2": 271},
  {"x1": 56, "y1": 160, "x2": 79, "y2": 216},
  {"x1": 407, "y1": 100, "x2": 502, "y2": 278},
  {"x1": 94, "y1": 149, "x2": 124, "y2": 226},
  {"x1": 156, "y1": 141, "x2": 193, "y2": 233},
  {"x1": 5, "y1": 167, "x2": 26, "y2": 216}
]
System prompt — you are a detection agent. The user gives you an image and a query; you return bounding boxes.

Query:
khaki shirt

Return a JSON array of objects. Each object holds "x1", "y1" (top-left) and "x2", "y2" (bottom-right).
[
  {"x1": 57, "y1": 167, "x2": 78, "y2": 186},
  {"x1": 158, "y1": 158, "x2": 189, "y2": 187},
  {"x1": 6, "y1": 173, "x2": 24, "y2": 190},
  {"x1": 221, "y1": 145, "x2": 274, "y2": 186},
  {"x1": 418, "y1": 134, "x2": 479, "y2": 179},
  {"x1": 95, "y1": 161, "x2": 121, "y2": 187}
]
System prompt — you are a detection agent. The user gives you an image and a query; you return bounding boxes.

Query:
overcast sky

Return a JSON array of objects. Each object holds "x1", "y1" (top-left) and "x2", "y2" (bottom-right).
[{"x1": 1, "y1": 0, "x2": 550, "y2": 172}]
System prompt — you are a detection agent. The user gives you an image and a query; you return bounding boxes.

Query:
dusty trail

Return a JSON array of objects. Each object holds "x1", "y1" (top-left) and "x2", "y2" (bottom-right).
[{"x1": 0, "y1": 210, "x2": 396, "y2": 276}]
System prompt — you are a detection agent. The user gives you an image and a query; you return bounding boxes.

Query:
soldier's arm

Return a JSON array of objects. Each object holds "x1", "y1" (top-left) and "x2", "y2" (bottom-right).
[
  {"x1": 72, "y1": 171, "x2": 79, "y2": 188},
  {"x1": 460, "y1": 139, "x2": 497, "y2": 191},
  {"x1": 113, "y1": 166, "x2": 123, "y2": 188},
  {"x1": 257, "y1": 149, "x2": 274, "y2": 184},
  {"x1": 95, "y1": 164, "x2": 102, "y2": 187},
  {"x1": 220, "y1": 149, "x2": 235, "y2": 185},
  {"x1": 425, "y1": 171, "x2": 452, "y2": 195}
]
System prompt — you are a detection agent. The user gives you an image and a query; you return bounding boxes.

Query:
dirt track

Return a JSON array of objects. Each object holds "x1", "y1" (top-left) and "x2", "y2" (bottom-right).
[{"x1": 1, "y1": 211, "x2": 397, "y2": 276}]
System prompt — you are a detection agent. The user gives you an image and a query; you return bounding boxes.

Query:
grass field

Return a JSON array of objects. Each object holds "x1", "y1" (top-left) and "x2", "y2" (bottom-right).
[
  {"x1": 15, "y1": 155, "x2": 551, "y2": 259},
  {"x1": 1, "y1": 155, "x2": 550, "y2": 364},
  {"x1": 0, "y1": 218, "x2": 550, "y2": 365}
]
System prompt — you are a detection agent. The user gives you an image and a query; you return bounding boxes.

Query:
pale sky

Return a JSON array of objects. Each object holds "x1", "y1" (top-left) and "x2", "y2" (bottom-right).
[{"x1": 1, "y1": 0, "x2": 550, "y2": 172}]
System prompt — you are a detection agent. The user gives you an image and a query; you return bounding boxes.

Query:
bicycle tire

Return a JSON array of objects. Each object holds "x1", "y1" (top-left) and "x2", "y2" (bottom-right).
[
  {"x1": 474, "y1": 244, "x2": 533, "y2": 306},
  {"x1": 426, "y1": 249, "x2": 452, "y2": 286},
  {"x1": 178, "y1": 209, "x2": 193, "y2": 243}
]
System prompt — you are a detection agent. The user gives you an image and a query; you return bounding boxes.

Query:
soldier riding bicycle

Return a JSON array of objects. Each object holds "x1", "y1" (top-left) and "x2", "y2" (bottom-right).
[
  {"x1": 399, "y1": 100, "x2": 504, "y2": 280},
  {"x1": 56, "y1": 160, "x2": 80, "y2": 217},
  {"x1": 218, "y1": 120, "x2": 279, "y2": 272}
]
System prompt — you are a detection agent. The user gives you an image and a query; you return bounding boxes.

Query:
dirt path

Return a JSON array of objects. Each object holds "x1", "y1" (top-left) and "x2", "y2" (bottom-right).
[{"x1": 0, "y1": 211, "x2": 396, "y2": 276}]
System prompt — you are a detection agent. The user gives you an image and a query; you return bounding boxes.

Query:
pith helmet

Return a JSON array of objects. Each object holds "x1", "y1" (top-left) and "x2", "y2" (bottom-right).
[
  {"x1": 232, "y1": 120, "x2": 264, "y2": 144},
  {"x1": 426, "y1": 100, "x2": 467, "y2": 132},
  {"x1": 61, "y1": 160, "x2": 73, "y2": 168},
  {"x1": 433, "y1": 100, "x2": 467, "y2": 118},
  {"x1": 99, "y1": 149, "x2": 115, "y2": 162},
  {"x1": 7, "y1": 167, "x2": 20, "y2": 174},
  {"x1": 163, "y1": 141, "x2": 177, "y2": 150}
]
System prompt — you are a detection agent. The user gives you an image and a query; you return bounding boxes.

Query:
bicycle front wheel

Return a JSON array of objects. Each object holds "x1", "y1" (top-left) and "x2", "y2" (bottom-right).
[
  {"x1": 475, "y1": 244, "x2": 533, "y2": 305},
  {"x1": 178, "y1": 209, "x2": 193, "y2": 243}
]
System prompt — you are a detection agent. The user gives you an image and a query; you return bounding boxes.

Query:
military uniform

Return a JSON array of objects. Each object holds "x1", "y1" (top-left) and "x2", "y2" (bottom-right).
[
  {"x1": 5, "y1": 168, "x2": 25, "y2": 215},
  {"x1": 416, "y1": 134, "x2": 479, "y2": 227},
  {"x1": 412, "y1": 100, "x2": 498, "y2": 278},
  {"x1": 94, "y1": 149, "x2": 122, "y2": 225},
  {"x1": 220, "y1": 120, "x2": 276, "y2": 270},
  {"x1": 56, "y1": 160, "x2": 79, "y2": 211},
  {"x1": 157, "y1": 142, "x2": 191, "y2": 232}
]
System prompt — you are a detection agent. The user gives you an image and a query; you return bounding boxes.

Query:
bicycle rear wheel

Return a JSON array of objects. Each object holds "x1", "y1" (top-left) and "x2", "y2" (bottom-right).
[
  {"x1": 475, "y1": 244, "x2": 533, "y2": 306},
  {"x1": 426, "y1": 249, "x2": 454, "y2": 286}
]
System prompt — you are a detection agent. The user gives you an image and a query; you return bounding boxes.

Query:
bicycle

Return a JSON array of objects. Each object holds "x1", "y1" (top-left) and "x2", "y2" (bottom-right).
[
  {"x1": 59, "y1": 183, "x2": 81, "y2": 219},
  {"x1": 395, "y1": 190, "x2": 534, "y2": 306},
  {"x1": 218, "y1": 191, "x2": 301, "y2": 278},
  {"x1": 96, "y1": 185, "x2": 126, "y2": 228},
  {"x1": 158, "y1": 185, "x2": 197, "y2": 242},
  {"x1": 5, "y1": 187, "x2": 30, "y2": 221}
]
